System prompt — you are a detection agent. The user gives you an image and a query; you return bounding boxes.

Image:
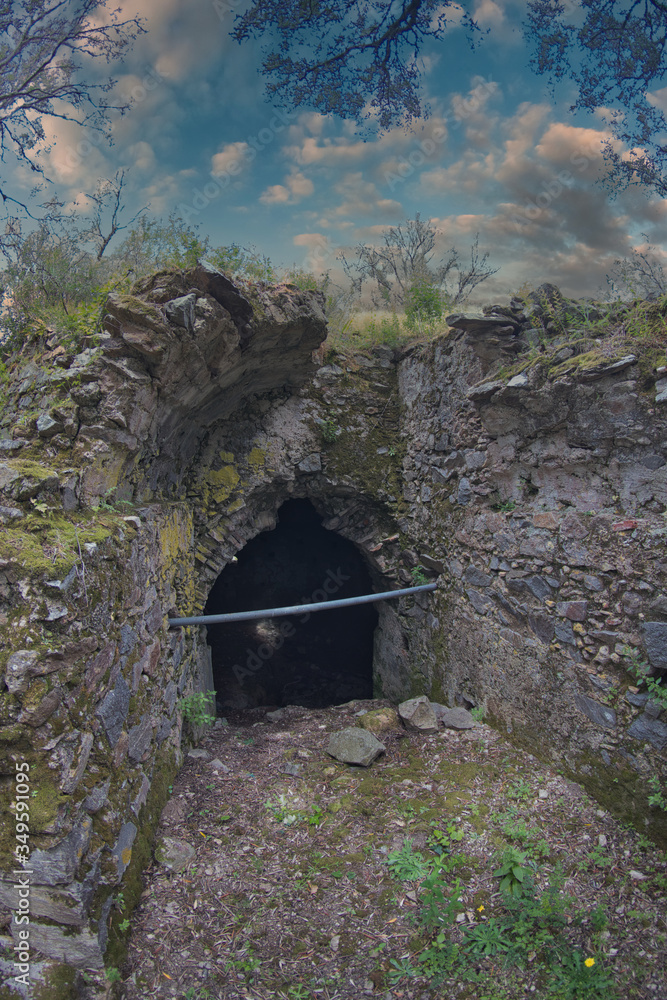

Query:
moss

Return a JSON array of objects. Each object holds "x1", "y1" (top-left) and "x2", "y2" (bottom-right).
[
  {"x1": 247, "y1": 447, "x2": 266, "y2": 472},
  {"x1": 0, "y1": 510, "x2": 114, "y2": 577},
  {"x1": 206, "y1": 465, "x2": 240, "y2": 503},
  {"x1": 101, "y1": 750, "x2": 180, "y2": 970},
  {"x1": 4, "y1": 458, "x2": 59, "y2": 481},
  {"x1": 31, "y1": 963, "x2": 80, "y2": 1000}
]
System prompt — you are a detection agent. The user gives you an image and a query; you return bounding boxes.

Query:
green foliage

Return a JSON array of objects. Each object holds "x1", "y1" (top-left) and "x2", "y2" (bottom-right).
[
  {"x1": 405, "y1": 281, "x2": 446, "y2": 328},
  {"x1": 493, "y1": 847, "x2": 534, "y2": 898},
  {"x1": 320, "y1": 419, "x2": 339, "y2": 443},
  {"x1": 410, "y1": 567, "x2": 429, "y2": 586},
  {"x1": 647, "y1": 775, "x2": 666, "y2": 811},
  {"x1": 470, "y1": 706, "x2": 486, "y2": 722},
  {"x1": 386, "y1": 838, "x2": 432, "y2": 881},
  {"x1": 464, "y1": 918, "x2": 513, "y2": 957},
  {"x1": 105, "y1": 967, "x2": 122, "y2": 983},
  {"x1": 547, "y1": 950, "x2": 615, "y2": 999},
  {"x1": 265, "y1": 794, "x2": 324, "y2": 827},
  {"x1": 624, "y1": 649, "x2": 667, "y2": 712},
  {"x1": 180, "y1": 691, "x2": 216, "y2": 728}
]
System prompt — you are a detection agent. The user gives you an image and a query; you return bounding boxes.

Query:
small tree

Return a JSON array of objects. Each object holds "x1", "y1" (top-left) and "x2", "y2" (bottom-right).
[
  {"x1": 0, "y1": 0, "x2": 145, "y2": 218},
  {"x1": 339, "y1": 215, "x2": 498, "y2": 309},
  {"x1": 605, "y1": 236, "x2": 667, "y2": 302}
]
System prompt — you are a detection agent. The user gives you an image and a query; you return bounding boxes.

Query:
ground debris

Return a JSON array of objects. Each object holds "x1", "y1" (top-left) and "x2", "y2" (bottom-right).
[{"x1": 91, "y1": 699, "x2": 667, "y2": 1000}]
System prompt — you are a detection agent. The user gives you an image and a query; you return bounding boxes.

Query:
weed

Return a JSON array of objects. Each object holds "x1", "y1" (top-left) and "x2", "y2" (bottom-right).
[
  {"x1": 491, "y1": 498, "x2": 517, "y2": 513},
  {"x1": 180, "y1": 691, "x2": 216, "y2": 728},
  {"x1": 647, "y1": 775, "x2": 666, "y2": 811},
  {"x1": 386, "y1": 838, "x2": 432, "y2": 881},
  {"x1": 388, "y1": 955, "x2": 418, "y2": 984},
  {"x1": 464, "y1": 918, "x2": 513, "y2": 957},
  {"x1": 471, "y1": 705, "x2": 486, "y2": 722},
  {"x1": 493, "y1": 847, "x2": 534, "y2": 898},
  {"x1": 320, "y1": 419, "x2": 339, "y2": 443},
  {"x1": 411, "y1": 566, "x2": 429, "y2": 586},
  {"x1": 105, "y1": 967, "x2": 122, "y2": 983},
  {"x1": 547, "y1": 951, "x2": 615, "y2": 999}
]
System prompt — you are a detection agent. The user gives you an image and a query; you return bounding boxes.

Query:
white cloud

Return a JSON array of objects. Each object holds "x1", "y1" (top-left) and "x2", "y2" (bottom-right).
[
  {"x1": 212, "y1": 142, "x2": 251, "y2": 176},
  {"x1": 259, "y1": 170, "x2": 314, "y2": 205}
]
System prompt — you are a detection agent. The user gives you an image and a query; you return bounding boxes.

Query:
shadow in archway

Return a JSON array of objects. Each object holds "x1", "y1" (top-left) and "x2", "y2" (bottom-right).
[{"x1": 204, "y1": 499, "x2": 378, "y2": 709}]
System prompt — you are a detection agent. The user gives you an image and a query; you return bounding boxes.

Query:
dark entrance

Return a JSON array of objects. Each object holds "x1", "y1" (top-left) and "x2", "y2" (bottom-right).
[{"x1": 205, "y1": 499, "x2": 378, "y2": 709}]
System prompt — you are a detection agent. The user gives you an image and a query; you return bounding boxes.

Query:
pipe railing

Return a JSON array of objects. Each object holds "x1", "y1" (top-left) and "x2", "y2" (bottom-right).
[{"x1": 168, "y1": 582, "x2": 437, "y2": 627}]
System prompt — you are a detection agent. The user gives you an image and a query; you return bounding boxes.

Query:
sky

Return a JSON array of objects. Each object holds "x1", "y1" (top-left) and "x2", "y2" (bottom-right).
[{"x1": 8, "y1": 0, "x2": 667, "y2": 304}]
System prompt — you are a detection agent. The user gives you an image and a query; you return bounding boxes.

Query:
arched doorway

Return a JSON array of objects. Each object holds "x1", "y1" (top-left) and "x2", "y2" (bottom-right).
[{"x1": 204, "y1": 499, "x2": 378, "y2": 708}]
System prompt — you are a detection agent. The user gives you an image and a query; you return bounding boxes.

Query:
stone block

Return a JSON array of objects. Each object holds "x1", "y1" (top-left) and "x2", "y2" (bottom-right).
[
  {"x1": 96, "y1": 675, "x2": 130, "y2": 747},
  {"x1": 642, "y1": 622, "x2": 667, "y2": 669},
  {"x1": 398, "y1": 695, "x2": 438, "y2": 733},
  {"x1": 574, "y1": 694, "x2": 616, "y2": 729},
  {"x1": 326, "y1": 727, "x2": 386, "y2": 766},
  {"x1": 29, "y1": 818, "x2": 92, "y2": 885}
]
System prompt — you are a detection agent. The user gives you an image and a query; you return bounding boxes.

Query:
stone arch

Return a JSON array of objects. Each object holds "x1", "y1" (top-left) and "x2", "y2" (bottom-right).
[{"x1": 187, "y1": 478, "x2": 415, "y2": 709}]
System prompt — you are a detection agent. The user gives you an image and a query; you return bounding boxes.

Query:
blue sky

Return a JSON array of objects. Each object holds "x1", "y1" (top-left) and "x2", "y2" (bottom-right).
[{"x1": 13, "y1": 0, "x2": 667, "y2": 303}]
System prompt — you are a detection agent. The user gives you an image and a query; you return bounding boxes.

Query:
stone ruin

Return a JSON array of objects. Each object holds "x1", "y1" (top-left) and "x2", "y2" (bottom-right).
[{"x1": 0, "y1": 265, "x2": 665, "y2": 994}]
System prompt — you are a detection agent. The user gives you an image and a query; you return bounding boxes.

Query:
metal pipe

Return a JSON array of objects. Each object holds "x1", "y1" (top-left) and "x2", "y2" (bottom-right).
[{"x1": 168, "y1": 582, "x2": 437, "y2": 627}]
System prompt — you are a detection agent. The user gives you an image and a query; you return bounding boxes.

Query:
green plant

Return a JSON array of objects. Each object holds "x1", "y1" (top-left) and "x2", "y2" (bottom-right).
[
  {"x1": 388, "y1": 956, "x2": 418, "y2": 984},
  {"x1": 105, "y1": 967, "x2": 122, "y2": 983},
  {"x1": 493, "y1": 847, "x2": 533, "y2": 898},
  {"x1": 115, "y1": 892, "x2": 126, "y2": 911},
  {"x1": 180, "y1": 691, "x2": 216, "y2": 728},
  {"x1": 547, "y1": 951, "x2": 615, "y2": 999},
  {"x1": 507, "y1": 778, "x2": 533, "y2": 802},
  {"x1": 471, "y1": 705, "x2": 485, "y2": 722},
  {"x1": 411, "y1": 566, "x2": 429, "y2": 586},
  {"x1": 386, "y1": 838, "x2": 432, "y2": 881},
  {"x1": 419, "y1": 873, "x2": 464, "y2": 928},
  {"x1": 118, "y1": 918, "x2": 130, "y2": 932},
  {"x1": 491, "y1": 497, "x2": 517, "y2": 512},
  {"x1": 464, "y1": 918, "x2": 513, "y2": 957},
  {"x1": 624, "y1": 649, "x2": 667, "y2": 711},
  {"x1": 320, "y1": 419, "x2": 339, "y2": 443},
  {"x1": 266, "y1": 793, "x2": 300, "y2": 826},
  {"x1": 647, "y1": 775, "x2": 666, "y2": 810}
]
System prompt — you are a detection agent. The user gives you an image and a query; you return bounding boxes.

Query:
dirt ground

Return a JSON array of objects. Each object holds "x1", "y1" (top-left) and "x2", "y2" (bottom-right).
[{"x1": 88, "y1": 701, "x2": 666, "y2": 1000}]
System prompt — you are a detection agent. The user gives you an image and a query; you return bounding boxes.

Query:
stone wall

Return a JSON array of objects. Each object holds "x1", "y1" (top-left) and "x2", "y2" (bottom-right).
[{"x1": 1, "y1": 269, "x2": 666, "y2": 990}]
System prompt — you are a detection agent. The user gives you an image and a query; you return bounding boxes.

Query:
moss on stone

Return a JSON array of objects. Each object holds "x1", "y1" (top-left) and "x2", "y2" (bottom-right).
[{"x1": 206, "y1": 465, "x2": 240, "y2": 503}]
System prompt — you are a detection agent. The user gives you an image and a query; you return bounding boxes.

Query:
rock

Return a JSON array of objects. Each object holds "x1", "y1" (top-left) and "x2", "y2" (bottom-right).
[
  {"x1": 432, "y1": 705, "x2": 476, "y2": 729},
  {"x1": 165, "y1": 293, "x2": 197, "y2": 331},
  {"x1": 29, "y1": 819, "x2": 92, "y2": 885},
  {"x1": 507, "y1": 373, "x2": 529, "y2": 388},
  {"x1": 155, "y1": 836, "x2": 196, "y2": 872},
  {"x1": 96, "y1": 675, "x2": 130, "y2": 748},
  {"x1": 627, "y1": 715, "x2": 667, "y2": 750},
  {"x1": 5, "y1": 650, "x2": 39, "y2": 694},
  {"x1": 642, "y1": 622, "x2": 667, "y2": 669},
  {"x1": 398, "y1": 695, "x2": 438, "y2": 733},
  {"x1": 0, "y1": 504, "x2": 24, "y2": 522},
  {"x1": 127, "y1": 714, "x2": 153, "y2": 762},
  {"x1": 209, "y1": 758, "x2": 230, "y2": 772},
  {"x1": 326, "y1": 727, "x2": 386, "y2": 766},
  {"x1": 557, "y1": 600, "x2": 588, "y2": 621},
  {"x1": 574, "y1": 694, "x2": 616, "y2": 729},
  {"x1": 357, "y1": 707, "x2": 400, "y2": 734},
  {"x1": 297, "y1": 453, "x2": 322, "y2": 473},
  {"x1": 36, "y1": 413, "x2": 64, "y2": 438},
  {"x1": 465, "y1": 566, "x2": 492, "y2": 587},
  {"x1": 458, "y1": 477, "x2": 472, "y2": 505},
  {"x1": 577, "y1": 355, "x2": 637, "y2": 381},
  {"x1": 14, "y1": 920, "x2": 104, "y2": 969},
  {"x1": 467, "y1": 380, "x2": 504, "y2": 403},
  {"x1": 113, "y1": 822, "x2": 137, "y2": 879},
  {"x1": 266, "y1": 708, "x2": 286, "y2": 722},
  {"x1": 187, "y1": 748, "x2": 211, "y2": 760}
]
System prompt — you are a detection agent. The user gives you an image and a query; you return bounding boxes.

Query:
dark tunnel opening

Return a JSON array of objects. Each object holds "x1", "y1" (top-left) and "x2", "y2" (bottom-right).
[{"x1": 204, "y1": 499, "x2": 379, "y2": 709}]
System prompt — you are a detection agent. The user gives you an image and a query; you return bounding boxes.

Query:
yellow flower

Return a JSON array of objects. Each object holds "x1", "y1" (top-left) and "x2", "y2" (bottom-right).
[
  {"x1": 584, "y1": 958, "x2": 595, "y2": 968},
  {"x1": 477, "y1": 905, "x2": 485, "y2": 912}
]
